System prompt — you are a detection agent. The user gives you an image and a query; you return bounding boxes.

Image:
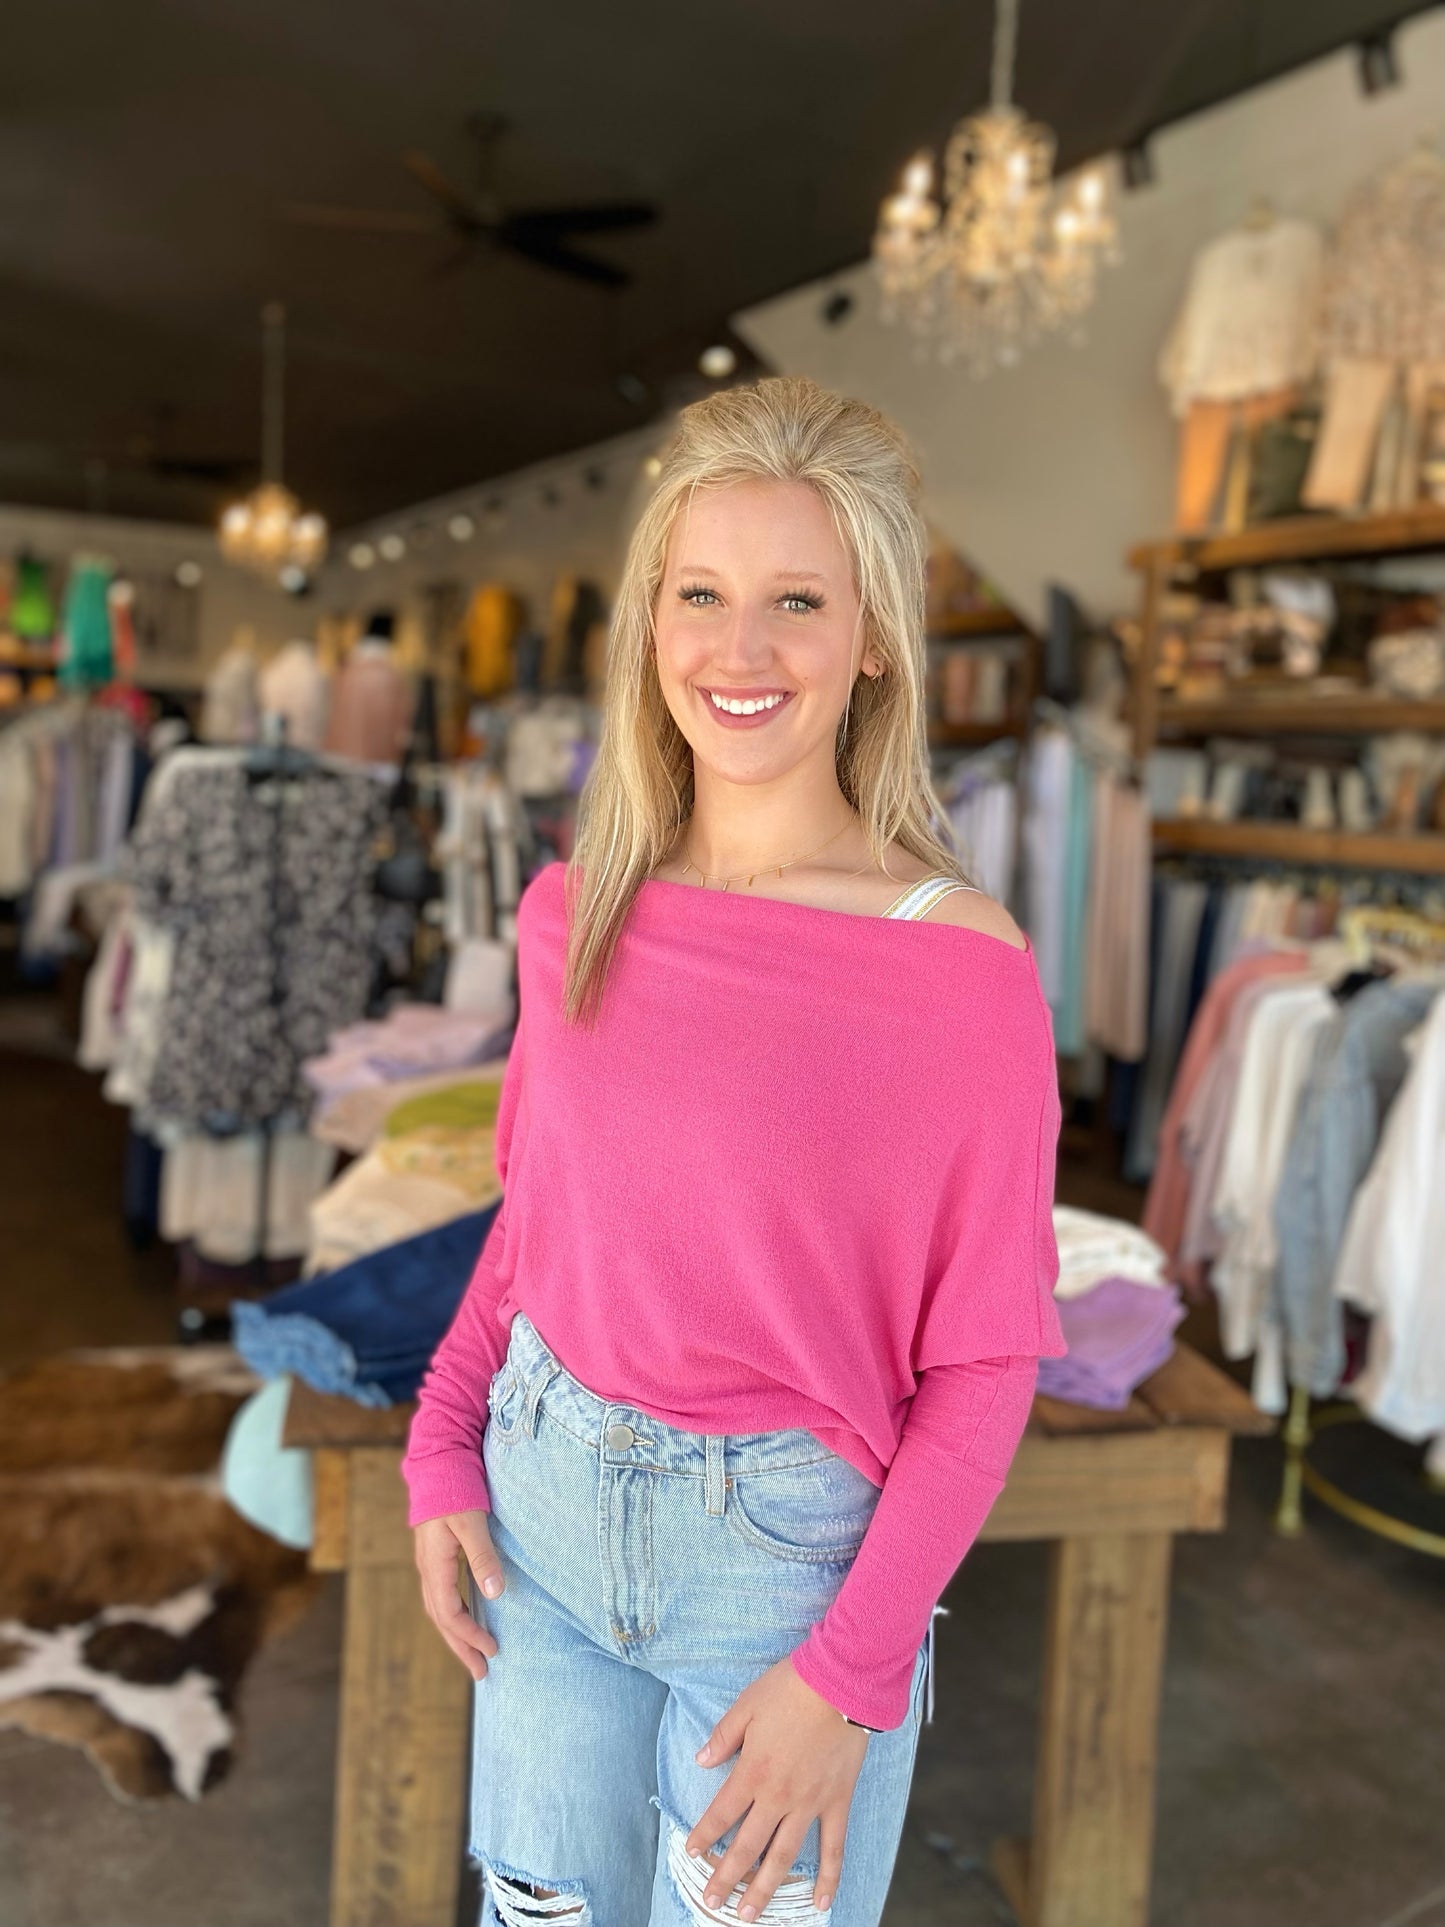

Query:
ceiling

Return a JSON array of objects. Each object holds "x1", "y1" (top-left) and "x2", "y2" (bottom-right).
[{"x1": 0, "y1": 0, "x2": 1429, "y2": 533}]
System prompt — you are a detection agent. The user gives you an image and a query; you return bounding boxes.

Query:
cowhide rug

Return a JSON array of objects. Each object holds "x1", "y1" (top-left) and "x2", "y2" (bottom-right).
[{"x1": 0, "y1": 1345, "x2": 322, "y2": 1804}]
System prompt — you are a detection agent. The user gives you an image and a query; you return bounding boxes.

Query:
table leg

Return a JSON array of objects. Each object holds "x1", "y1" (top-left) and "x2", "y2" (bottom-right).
[
  {"x1": 329, "y1": 1451, "x2": 472, "y2": 1927},
  {"x1": 993, "y1": 1531, "x2": 1173, "y2": 1927}
]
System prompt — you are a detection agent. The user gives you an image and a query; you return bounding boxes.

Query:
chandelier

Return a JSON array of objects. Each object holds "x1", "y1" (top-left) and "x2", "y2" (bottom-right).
[
  {"x1": 219, "y1": 301, "x2": 328, "y2": 578},
  {"x1": 872, "y1": 0, "x2": 1120, "y2": 374}
]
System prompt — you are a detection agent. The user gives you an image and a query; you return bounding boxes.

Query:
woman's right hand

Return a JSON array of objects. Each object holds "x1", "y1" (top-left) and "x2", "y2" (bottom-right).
[{"x1": 414, "y1": 1510, "x2": 505, "y2": 1682}]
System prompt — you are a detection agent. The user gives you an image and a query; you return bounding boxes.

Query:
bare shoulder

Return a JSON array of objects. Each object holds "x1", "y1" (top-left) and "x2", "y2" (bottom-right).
[{"x1": 919, "y1": 886, "x2": 1029, "y2": 950}]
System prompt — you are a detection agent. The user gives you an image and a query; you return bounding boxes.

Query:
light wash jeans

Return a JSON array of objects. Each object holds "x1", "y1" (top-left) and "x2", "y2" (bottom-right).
[{"x1": 464, "y1": 1310, "x2": 930, "y2": 1927}]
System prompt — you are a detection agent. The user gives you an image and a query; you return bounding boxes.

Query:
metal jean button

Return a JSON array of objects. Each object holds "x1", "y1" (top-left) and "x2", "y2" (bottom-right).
[{"x1": 605, "y1": 1421, "x2": 637, "y2": 1451}]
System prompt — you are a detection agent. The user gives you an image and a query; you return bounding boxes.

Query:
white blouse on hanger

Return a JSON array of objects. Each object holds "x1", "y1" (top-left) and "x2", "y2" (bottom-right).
[{"x1": 1159, "y1": 217, "x2": 1324, "y2": 416}]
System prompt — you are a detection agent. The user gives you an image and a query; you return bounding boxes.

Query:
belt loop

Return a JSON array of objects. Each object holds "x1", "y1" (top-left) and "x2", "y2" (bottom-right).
[
  {"x1": 524, "y1": 1359, "x2": 560, "y2": 1439},
  {"x1": 925, "y1": 1604, "x2": 950, "y2": 1724},
  {"x1": 704, "y1": 1433, "x2": 726, "y2": 1516}
]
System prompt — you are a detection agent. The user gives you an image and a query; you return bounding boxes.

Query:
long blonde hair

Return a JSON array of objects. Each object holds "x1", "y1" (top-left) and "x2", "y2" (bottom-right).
[{"x1": 561, "y1": 374, "x2": 969, "y2": 1025}]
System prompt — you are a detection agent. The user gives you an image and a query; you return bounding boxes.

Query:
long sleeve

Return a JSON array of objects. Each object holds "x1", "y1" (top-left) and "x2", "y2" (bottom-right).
[
  {"x1": 399, "y1": 990, "x2": 527, "y2": 1528},
  {"x1": 788, "y1": 1352, "x2": 1037, "y2": 1730}
]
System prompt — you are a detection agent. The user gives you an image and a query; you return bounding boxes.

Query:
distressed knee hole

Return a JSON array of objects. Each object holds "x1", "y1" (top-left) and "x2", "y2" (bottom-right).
[
  {"x1": 663, "y1": 1817, "x2": 831, "y2": 1923},
  {"x1": 480, "y1": 1856, "x2": 590, "y2": 1924}
]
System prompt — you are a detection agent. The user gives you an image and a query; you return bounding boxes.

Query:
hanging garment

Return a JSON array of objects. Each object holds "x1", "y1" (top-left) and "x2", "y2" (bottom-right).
[
  {"x1": 12, "y1": 553, "x2": 56, "y2": 641},
  {"x1": 463, "y1": 585, "x2": 524, "y2": 700},
  {"x1": 1272, "y1": 978, "x2": 1440, "y2": 1399},
  {"x1": 201, "y1": 642, "x2": 261, "y2": 745},
  {"x1": 1331, "y1": 991, "x2": 1445, "y2": 1442},
  {"x1": 1082, "y1": 774, "x2": 1151, "y2": 1063},
  {"x1": 323, "y1": 640, "x2": 413, "y2": 765},
  {"x1": 1208, "y1": 980, "x2": 1334, "y2": 1407},
  {"x1": 259, "y1": 640, "x2": 332, "y2": 752},
  {"x1": 125, "y1": 761, "x2": 389, "y2": 1131},
  {"x1": 1159, "y1": 218, "x2": 1324, "y2": 418},
  {"x1": 58, "y1": 559, "x2": 115, "y2": 689},
  {"x1": 1123, "y1": 876, "x2": 1209, "y2": 1184}
]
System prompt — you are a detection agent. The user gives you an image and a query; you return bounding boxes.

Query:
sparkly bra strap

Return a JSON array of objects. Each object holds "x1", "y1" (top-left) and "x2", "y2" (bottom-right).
[{"x1": 881, "y1": 875, "x2": 984, "y2": 920}]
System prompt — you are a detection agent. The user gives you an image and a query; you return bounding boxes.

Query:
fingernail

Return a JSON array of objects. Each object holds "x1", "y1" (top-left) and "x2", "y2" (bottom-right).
[
  {"x1": 739, "y1": 1907, "x2": 757, "y2": 1923},
  {"x1": 816, "y1": 1894, "x2": 832, "y2": 1912},
  {"x1": 704, "y1": 1897, "x2": 721, "y2": 1912},
  {"x1": 483, "y1": 1575, "x2": 503, "y2": 1598},
  {"x1": 695, "y1": 1744, "x2": 710, "y2": 1763}
]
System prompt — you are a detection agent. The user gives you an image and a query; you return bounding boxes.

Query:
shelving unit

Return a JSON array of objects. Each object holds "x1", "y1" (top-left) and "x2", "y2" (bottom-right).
[
  {"x1": 1128, "y1": 506, "x2": 1445, "y2": 762},
  {"x1": 926, "y1": 604, "x2": 1037, "y2": 753},
  {"x1": 1152, "y1": 818, "x2": 1445, "y2": 875}
]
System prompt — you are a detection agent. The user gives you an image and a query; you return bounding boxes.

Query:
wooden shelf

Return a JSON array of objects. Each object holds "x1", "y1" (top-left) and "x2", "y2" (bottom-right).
[
  {"x1": 929, "y1": 608, "x2": 1028, "y2": 640},
  {"x1": 1156, "y1": 694, "x2": 1445, "y2": 737},
  {"x1": 1129, "y1": 504, "x2": 1445, "y2": 575},
  {"x1": 1152, "y1": 818, "x2": 1445, "y2": 874}
]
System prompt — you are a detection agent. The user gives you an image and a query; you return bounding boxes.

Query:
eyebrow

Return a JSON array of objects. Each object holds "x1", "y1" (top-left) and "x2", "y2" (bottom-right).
[{"x1": 674, "y1": 565, "x2": 830, "y2": 584}]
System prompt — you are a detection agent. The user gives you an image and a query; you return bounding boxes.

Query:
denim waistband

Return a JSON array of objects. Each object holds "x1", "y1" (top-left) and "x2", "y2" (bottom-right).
[{"x1": 501, "y1": 1309, "x2": 843, "y2": 1496}]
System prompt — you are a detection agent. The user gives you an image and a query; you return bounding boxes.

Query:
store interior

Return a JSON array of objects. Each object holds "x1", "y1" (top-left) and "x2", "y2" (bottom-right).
[{"x1": 2, "y1": 5, "x2": 1445, "y2": 1926}]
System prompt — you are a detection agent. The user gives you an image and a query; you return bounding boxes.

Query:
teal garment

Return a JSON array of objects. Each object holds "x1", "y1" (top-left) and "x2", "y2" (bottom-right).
[
  {"x1": 220, "y1": 1374, "x2": 314, "y2": 1551},
  {"x1": 59, "y1": 559, "x2": 114, "y2": 688},
  {"x1": 1051, "y1": 747, "x2": 1093, "y2": 1056}
]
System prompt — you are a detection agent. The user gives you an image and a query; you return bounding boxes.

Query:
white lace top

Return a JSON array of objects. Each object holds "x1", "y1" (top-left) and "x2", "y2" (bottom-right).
[{"x1": 1158, "y1": 218, "x2": 1324, "y2": 417}]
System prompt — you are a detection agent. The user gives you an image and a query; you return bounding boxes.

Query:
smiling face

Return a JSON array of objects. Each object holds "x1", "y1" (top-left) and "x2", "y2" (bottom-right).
[{"x1": 652, "y1": 478, "x2": 881, "y2": 784}]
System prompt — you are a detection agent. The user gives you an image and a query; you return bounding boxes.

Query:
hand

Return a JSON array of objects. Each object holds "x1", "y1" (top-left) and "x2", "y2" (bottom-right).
[
  {"x1": 413, "y1": 1510, "x2": 504, "y2": 1682},
  {"x1": 685, "y1": 1654, "x2": 868, "y2": 1920}
]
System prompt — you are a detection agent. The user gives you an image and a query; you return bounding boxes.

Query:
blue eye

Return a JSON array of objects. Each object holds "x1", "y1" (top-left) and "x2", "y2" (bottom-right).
[{"x1": 679, "y1": 586, "x2": 719, "y2": 606}]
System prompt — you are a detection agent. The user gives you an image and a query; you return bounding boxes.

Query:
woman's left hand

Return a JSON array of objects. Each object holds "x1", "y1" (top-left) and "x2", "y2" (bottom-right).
[{"x1": 685, "y1": 1654, "x2": 870, "y2": 1919}]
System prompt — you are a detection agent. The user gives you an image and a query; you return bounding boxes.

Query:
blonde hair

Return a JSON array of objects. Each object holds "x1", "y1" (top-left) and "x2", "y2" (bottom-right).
[{"x1": 561, "y1": 374, "x2": 969, "y2": 1025}]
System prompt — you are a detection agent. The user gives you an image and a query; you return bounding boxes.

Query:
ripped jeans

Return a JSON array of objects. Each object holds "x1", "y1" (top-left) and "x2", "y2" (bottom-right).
[{"x1": 464, "y1": 1310, "x2": 929, "y2": 1927}]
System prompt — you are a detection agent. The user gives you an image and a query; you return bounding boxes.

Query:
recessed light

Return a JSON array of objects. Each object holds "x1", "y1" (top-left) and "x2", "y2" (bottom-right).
[
  {"x1": 175, "y1": 560, "x2": 203, "y2": 588},
  {"x1": 348, "y1": 543, "x2": 376, "y2": 570},
  {"x1": 378, "y1": 532, "x2": 406, "y2": 562},
  {"x1": 448, "y1": 513, "x2": 476, "y2": 542},
  {"x1": 699, "y1": 344, "x2": 737, "y2": 379}
]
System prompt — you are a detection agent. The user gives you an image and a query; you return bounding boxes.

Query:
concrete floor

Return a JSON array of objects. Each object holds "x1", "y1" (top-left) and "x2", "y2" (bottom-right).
[{"x1": 1, "y1": 995, "x2": 1444, "y2": 1927}]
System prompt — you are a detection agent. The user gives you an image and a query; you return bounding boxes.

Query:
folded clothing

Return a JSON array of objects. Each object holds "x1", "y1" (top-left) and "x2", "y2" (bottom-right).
[
  {"x1": 304, "y1": 1005, "x2": 515, "y2": 1117},
  {"x1": 1037, "y1": 1274, "x2": 1186, "y2": 1410},
  {"x1": 1053, "y1": 1205, "x2": 1168, "y2": 1300},
  {"x1": 232, "y1": 1203, "x2": 500, "y2": 1407}
]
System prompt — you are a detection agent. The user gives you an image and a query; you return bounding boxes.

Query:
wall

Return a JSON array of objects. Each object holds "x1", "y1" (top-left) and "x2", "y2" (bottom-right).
[{"x1": 731, "y1": 8, "x2": 1445, "y2": 627}]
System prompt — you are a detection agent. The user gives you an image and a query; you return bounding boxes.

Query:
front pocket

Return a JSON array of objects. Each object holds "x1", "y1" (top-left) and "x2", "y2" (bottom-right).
[
  {"x1": 725, "y1": 1457, "x2": 881, "y2": 1565},
  {"x1": 485, "y1": 1362, "x2": 528, "y2": 1443}
]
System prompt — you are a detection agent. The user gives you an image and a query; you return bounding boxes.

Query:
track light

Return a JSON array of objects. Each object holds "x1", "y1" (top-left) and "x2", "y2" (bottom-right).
[
  {"x1": 1122, "y1": 138, "x2": 1155, "y2": 191},
  {"x1": 1357, "y1": 32, "x2": 1400, "y2": 95},
  {"x1": 822, "y1": 290, "x2": 855, "y2": 327}
]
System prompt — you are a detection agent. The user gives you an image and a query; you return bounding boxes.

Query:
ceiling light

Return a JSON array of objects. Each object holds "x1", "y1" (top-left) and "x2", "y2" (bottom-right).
[
  {"x1": 643, "y1": 454, "x2": 663, "y2": 480},
  {"x1": 822, "y1": 290, "x2": 855, "y2": 327},
  {"x1": 699, "y1": 343, "x2": 737, "y2": 379},
  {"x1": 174, "y1": 561, "x2": 203, "y2": 589},
  {"x1": 349, "y1": 543, "x2": 376, "y2": 570},
  {"x1": 483, "y1": 497, "x2": 507, "y2": 528},
  {"x1": 1357, "y1": 32, "x2": 1401, "y2": 95},
  {"x1": 378, "y1": 532, "x2": 406, "y2": 562},
  {"x1": 616, "y1": 373, "x2": 649, "y2": 405},
  {"x1": 1122, "y1": 138, "x2": 1155, "y2": 191},
  {"x1": 873, "y1": 0, "x2": 1120, "y2": 374},
  {"x1": 218, "y1": 302, "x2": 329, "y2": 579},
  {"x1": 448, "y1": 512, "x2": 476, "y2": 541},
  {"x1": 279, "y1": 564, "x2": 309, "y2": 594}
]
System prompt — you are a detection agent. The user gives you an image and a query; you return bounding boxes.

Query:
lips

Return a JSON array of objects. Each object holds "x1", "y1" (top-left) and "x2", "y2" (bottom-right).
[{"x1": 700, "y1": 686, "x2": 795, "y2": 727}]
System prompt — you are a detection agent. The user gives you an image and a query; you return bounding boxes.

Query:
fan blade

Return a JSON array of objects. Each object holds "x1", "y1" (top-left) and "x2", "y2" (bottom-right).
[
  {"x1": 503, "y1": 230, "x2": 630, "y2": 288},
  {"x1": 503, "y1": 202, "x2": 658, "y2": 238},
  {"x1": 282, "y1": 201, "x2": 443, "y2": 234},
  {"x1": 402, "y1": 150, "x2": 486, "y2": 226}
]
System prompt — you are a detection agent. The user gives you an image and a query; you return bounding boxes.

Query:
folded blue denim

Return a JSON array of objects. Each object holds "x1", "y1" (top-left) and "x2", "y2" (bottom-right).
[
  {"x1": 231, "y1": 1202, "x2": 500, "y2": 1406},
  {"x1": 464, "y1": 1309, "x2": 930, "y2": 1927}
]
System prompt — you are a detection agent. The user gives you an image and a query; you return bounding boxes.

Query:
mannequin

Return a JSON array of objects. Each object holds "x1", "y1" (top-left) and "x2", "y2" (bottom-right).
[
  {"x1": 260, "y1": 636, "x2": 332, "y2": 752},
  {"x1": 201, "y1": 625, "x2": 262, "y2": 745}
]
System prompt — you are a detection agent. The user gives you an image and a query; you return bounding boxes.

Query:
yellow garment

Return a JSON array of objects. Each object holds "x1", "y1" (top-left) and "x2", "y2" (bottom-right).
[{"x1": 464, "y1": 584, "x2": 523, "y2": 699}]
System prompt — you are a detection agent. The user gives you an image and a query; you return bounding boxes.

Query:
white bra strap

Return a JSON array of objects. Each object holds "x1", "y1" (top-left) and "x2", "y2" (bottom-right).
[{"x1": 882, "y1": 875, "x2": 983, "y2": 920}]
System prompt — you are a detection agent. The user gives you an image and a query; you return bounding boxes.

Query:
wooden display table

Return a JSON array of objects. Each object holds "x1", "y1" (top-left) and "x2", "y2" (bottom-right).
[{"x1": 283, "y1": 1341, "x2": 1270, "y2": 1927}]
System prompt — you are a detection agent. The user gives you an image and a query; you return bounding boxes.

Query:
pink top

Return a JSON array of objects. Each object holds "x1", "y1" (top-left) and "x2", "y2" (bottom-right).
[{"x1": 401, "y1": 859, "x2": 1066, "y2": 1729}]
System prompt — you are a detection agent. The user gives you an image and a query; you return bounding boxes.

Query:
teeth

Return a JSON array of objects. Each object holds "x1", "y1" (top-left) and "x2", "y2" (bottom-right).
[{"x1": 708, "y1": 691, "x2": 786, "y2": 715}]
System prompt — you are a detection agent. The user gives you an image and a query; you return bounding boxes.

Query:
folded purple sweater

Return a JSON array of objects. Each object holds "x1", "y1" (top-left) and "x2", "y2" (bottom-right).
[{"x1": 401, "y1": 861, "x2": 1066, "y2": 1729}]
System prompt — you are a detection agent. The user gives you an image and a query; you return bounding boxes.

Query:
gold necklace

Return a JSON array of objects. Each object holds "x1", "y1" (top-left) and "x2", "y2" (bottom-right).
[{"x1": 680, "y1": 815, "x2": 855, "y2": 890}]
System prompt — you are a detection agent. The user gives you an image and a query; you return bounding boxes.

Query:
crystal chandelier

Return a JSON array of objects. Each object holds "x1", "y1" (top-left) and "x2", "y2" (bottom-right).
[
  {"x1": 219, "y1": 301, "x2": 328, "y2": 578},
  {"x1": 872, "y1": 0, "x2": 1120, "y2": 374}
]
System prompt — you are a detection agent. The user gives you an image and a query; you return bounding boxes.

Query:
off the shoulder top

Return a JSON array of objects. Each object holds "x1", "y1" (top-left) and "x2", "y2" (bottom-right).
[{"x1": 401, "y1": 859, "x2": 1065, "y2": 1729}]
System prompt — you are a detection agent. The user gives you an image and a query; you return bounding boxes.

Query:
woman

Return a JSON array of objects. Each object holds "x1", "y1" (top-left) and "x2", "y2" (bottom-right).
[{"x1": 402, "y1": 375, "x2": 1066, "y2": 1927}]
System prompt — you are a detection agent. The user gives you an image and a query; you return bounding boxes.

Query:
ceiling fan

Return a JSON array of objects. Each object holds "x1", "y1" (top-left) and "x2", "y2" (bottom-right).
[{"x1": 282, "y1": 112, "x2": 658, "y2": 289}]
